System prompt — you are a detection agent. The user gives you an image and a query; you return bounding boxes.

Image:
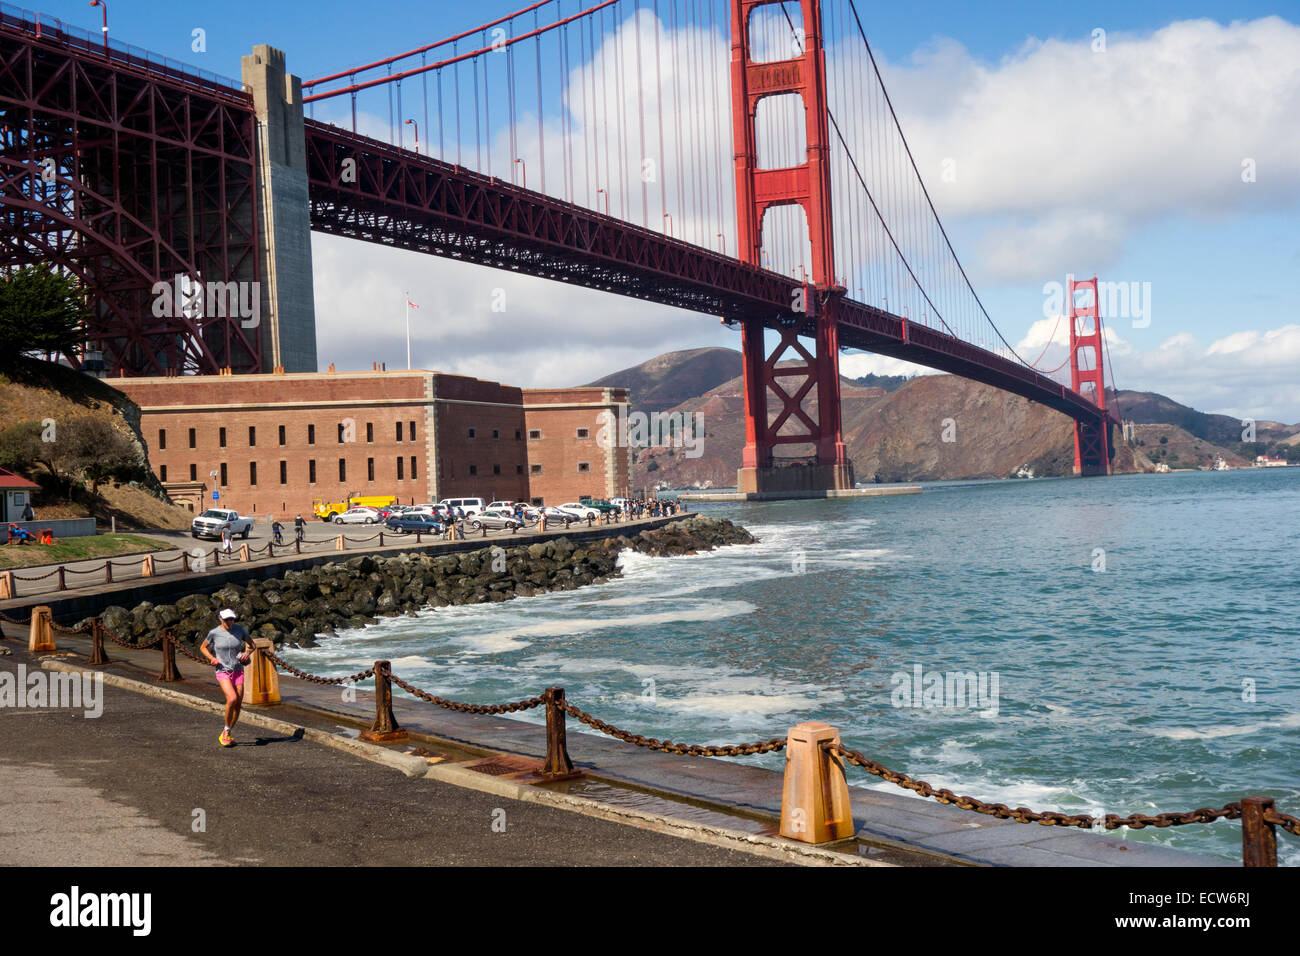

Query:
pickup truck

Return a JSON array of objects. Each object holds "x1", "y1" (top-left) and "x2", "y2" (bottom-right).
[{"x1": 191, "y1": 508, "x2": 255, "y2": 540}]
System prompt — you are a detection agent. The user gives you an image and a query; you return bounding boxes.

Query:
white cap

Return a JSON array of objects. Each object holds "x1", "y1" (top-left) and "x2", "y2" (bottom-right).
[{"x1": 219, "y1": 608, "x2": 237, "y2": 621}]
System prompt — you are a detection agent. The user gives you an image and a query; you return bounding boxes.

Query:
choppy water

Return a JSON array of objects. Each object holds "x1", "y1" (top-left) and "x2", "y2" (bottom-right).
[{"x1": 285, "y1": 467, "x2": 1300, "y2": 863}]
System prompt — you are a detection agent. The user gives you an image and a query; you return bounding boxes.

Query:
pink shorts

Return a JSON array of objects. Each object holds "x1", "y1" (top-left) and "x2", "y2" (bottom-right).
[{"x1": 215, "y1": 667, "x2": 245, "y2": 689}]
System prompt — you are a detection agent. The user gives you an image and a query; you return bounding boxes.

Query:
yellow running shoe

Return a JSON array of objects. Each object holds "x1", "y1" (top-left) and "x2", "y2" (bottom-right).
[{"x1": 219, "y1": 730, "x2": 233, "y2": 747}]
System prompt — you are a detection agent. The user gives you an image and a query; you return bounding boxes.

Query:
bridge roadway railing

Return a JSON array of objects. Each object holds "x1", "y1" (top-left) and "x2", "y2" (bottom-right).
[{"x1": 8, "y1": 607, "x2": 1297, "y2": 867}]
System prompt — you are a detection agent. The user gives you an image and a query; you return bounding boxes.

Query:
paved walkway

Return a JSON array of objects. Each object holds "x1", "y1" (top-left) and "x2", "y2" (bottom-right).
[{"x1": 0, "y1": 644, "x2": 782, "y2": 867}]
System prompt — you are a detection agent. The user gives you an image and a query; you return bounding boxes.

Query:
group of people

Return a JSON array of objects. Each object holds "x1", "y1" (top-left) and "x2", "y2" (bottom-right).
[{"x1": 622, "y1": 498, "x2": 686, "y2": 520}]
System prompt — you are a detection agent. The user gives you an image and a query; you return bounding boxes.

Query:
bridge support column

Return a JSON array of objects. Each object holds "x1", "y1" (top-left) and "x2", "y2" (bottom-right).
[
  {"x1": 1068, "y1": 276, "x2": 1113, "y2": 476},
  {"x1": 242, "y1": 45, "x2": 319, "y2": 373},
  {"x1": 731, "y1": 0, "x2": 853, "y2": 496}
]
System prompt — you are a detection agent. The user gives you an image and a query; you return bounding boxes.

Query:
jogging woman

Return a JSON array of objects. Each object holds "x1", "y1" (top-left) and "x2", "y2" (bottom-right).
[{"x1": 200, "y1": 608, "x2": 255, "y2": 747}]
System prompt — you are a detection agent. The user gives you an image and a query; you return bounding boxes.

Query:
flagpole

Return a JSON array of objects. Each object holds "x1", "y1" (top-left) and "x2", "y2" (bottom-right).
[{"x1": 405, "y1": 290, "x2": 411, "y2": 370}]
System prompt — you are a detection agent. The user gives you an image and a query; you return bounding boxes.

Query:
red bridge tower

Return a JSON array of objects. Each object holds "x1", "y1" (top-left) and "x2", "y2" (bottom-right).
[
  {"x1": 729, "y1": 0, "x2": 853, "y2": 494},
  {"x1": 1068, "y1": 276, "x2": 1113, "y2": 476}
]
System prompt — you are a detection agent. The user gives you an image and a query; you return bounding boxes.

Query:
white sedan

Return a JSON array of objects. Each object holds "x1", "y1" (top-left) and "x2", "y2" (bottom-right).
[
  {"x1": 557, "y1": 502, "x2": 600, "y2": 520},
  {"x1": 333, "y1": 507, "x2": 380, "y2": 524}
]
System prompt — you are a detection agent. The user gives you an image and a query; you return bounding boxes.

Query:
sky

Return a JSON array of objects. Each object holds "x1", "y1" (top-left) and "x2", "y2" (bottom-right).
[{"x1": 32, "y1": 0, "x2": 1300, "y2": 422}]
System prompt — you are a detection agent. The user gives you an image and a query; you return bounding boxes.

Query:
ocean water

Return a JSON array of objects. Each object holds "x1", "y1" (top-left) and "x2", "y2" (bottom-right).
[{"x1": 284, "y1": 467, "x2": 1300, "y2": 863}]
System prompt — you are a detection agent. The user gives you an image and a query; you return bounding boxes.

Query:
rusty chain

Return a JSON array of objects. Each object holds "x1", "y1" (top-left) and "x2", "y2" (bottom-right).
[
  {"x1": 11, "y1": 567, "x2": 63, "y2": 582},
  {"x1": 1265, "y1": 808, "x2": 1300, "y2": 837},
  {"x1": 262, "y1": 650, "x2": 375, "y2": 685},
  {"x1": 0, "y1": 607, "x2": 33, "y2": 625},
  {"x1": 564, "y1": 703, "x2": 787, "y2": 757},
  {"x1": 389, "y1": 672, "x2": 544, "y2": 715},
  {"x1": 829, "y1": 743, "x2": 1245, "y2": 830},
  {"x1": 102, "y1": 621, "x2": 164, "y2": 649}
]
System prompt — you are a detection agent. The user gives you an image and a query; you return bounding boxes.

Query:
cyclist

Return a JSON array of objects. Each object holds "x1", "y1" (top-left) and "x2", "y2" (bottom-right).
[
  {"x1": 293, "y1": 513, "x2": 306, "y2": 543},
  {"x1": 271, "y1": 519, "x2": 284, "y2": 546}
]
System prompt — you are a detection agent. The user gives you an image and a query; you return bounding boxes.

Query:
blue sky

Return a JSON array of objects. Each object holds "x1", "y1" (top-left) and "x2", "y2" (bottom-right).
[{"x1": 31, "y1": 0, "x2": 1300, "y2": 421}]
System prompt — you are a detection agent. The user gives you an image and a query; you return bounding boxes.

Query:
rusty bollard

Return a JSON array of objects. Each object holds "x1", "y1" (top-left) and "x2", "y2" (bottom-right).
[
  {"x1": 243, "y1": 638, "x2": 280, "y2": 706},
  {"x1": 1242, "y1": 796, "x2": 1278, "y2": 867},
  {"x1": 88, "y1": 616, "x2": 110, "y2": 666},
  {"x1": 540, "y1": 686, "x2": 578, "y2": 779},
  {"x1": 57, "y1": 566, "x2": 66, "y2": 590},
  {"x1": 359, "y1": 660, "x2": 406, "y2": 742},
  {"x1": 779, "y1": 721, "x2": 854, "y2": 844},
  {"x1": 104, "y1": 561, "x2": 113, "y2": 584},
  {"x1": 157, "y1": 628, "x2": 182, "y2": 682},
  {"x1": 28, "y1": 606, "x2": 55, "y2": 652}
]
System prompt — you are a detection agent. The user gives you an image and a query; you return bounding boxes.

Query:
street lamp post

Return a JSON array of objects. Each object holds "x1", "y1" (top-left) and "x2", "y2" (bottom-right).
[
  {"x1": 716, "y1": 233, "x2": 726, "y2": 256},
  {"x1": 404, "y1": 119, "x2": 419, "y2": 154},
  {"x1": 595, "y1": 188, "x2": 608, "y2": 215},
  {"x1": 88, "y1": 0, "x2": 108, "y2": 51},
  {"x1": 662, "y1": 213, "x2": 673, "y2": 237},
  {"x1": 513, "y1": 158, "x2": 526, "y2": 189}
]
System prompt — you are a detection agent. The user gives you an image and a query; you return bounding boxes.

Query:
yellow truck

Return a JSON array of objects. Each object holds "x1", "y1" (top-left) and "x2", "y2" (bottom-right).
[{"x1": 311, "y1": 494, "x2": 398, "y2": 521}]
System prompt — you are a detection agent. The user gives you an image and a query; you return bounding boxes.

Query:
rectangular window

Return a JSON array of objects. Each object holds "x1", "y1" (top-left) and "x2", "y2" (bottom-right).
[
  {"x1": 307, "y1": 424, "x2": 315, "y2": 445},
  {"x1": 492, "y1": 464, "x2": 501, "y2": 475},
  {"x1": 516, "y1": 464, "x2": 523, "y2": 475},
  {"x1": 219, "y1": 427, "x2": 227, "y2": 448},
  {"x1": 339, "y1": 459, "x2": 347, "y2": 482},
  {"x1": 280, "y1": 461, "x2": 287, "y2": 485},
  {"x1": 410, "y1": 456, "x2": 417, "y2": 480},
  {"x1": 492, "y1": 429, "x2": 500, "y2": 440},
  {"x1": 159, "y1": 464, "x2": 167, "y2": 482},
  {"x1": 158, "y1": 429, "x2": 166, "y2": 450},
  {"x1": 278, "y1": 425, "x2": 286, "y2": 446},
  {"x1": 409, "y1": 421, "x2": 415, "y2": 441},
  {"x1": 531, "y1": 497, "x2": 543, "y2": 506},
  {"x1": 397, "y1": 457, "x2": 404, "y2": 481},
  {"x1": 528, "y1": 429, "x2": 541, "y2": 440},
  {"x1": 467, "y1": 427, "x2": 476, "y2": 439},
  {"x1": 337, "y1": 422, "x2": 346, "y2": 443},
  {"x1": 189, "y1": 464, "x2": 197, "y2": 481},
  {"x1": 469, "y1": 464, "x2": 478, "y2": 477},
  {"x1": 366, "y1": 422, "x2": 374, "y2": 443},
  {"x1": 530, "y1": 464, "x2": 543, "y2": 475},
  {"x1": 220, "y1": 463, "x2": 228, "y2": 485},
  {"x1": 396, "y1": 422, "x2": 403, "y2": 442},
  {"x1": 249, "y1": 426, "x2": 256, "y2": 447},
  {"x1": 250, "y1": 462, "x2": 258, "y2": 486},
  {"x1": 188, "y1": 428, "x2": 196, "y2": 449},
  {"x1": 515, "y1": 429, "x2": 522, "y2": 440},
  {"x1": 577, "y1": 462, "x2": 591, "y2": 473},
  {"x1": 367, "y1": 458, "x2": 375, "y2": 481},
  {"x1": 309, "y1": 459, "x2": 316, "y2": 484},
  {"x1": 576, "y1": 428, "x2": 590, "y2": 439}
]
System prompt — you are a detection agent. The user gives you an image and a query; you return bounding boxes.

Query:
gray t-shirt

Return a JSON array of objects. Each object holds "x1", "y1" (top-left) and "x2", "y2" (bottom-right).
[{"x1": 205, "y1": 624, "x2": 250, "y2": 670}]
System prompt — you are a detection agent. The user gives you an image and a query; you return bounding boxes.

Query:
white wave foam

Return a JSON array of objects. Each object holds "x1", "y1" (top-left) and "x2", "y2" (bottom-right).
[{"x1": 1148, "y1": 712, "x2": 1300, "y2": 740}]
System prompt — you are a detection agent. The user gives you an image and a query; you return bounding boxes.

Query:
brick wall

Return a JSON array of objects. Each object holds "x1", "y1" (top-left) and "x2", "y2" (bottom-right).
[{"x1": 113, "y1": 371, "x2": 627, "y2": 518}]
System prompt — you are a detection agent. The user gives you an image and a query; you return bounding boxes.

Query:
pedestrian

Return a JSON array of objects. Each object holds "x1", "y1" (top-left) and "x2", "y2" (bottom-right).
[
  {"x1": 20, "y1": 502, "x2": 34, "y2": 522},
  {"x1": 200, "y1": 608, "x2": 255, "y2": 747},
  {"x1": 221, "y1": 523, "x2": 233, "y2": 554},
  {"x1": 294, "y1": 513, "x2": 306, "y2": 543}
]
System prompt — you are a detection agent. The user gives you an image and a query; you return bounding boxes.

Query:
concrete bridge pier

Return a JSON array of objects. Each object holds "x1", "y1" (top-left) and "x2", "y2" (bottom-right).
[{"x1": 241, "y1": 45, "x2": 319, "y2": 373}]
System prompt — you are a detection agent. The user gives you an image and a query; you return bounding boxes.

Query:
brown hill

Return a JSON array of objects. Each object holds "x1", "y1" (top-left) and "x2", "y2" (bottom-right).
[{"x1": 585, "y1": 347, "x2": 741, "y2": 416}]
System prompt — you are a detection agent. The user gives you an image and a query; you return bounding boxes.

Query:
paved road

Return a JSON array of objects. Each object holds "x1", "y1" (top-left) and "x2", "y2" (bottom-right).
[
  {"x1": 1, "y1": 510, "x2": 677, "y2": 604},
  {"x1": 0, "y1": 651, "x2": 778, "y2": 866}
]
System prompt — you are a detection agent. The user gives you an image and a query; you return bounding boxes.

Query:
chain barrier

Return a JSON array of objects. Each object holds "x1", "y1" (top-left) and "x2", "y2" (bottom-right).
[
  {"x1": 261, "y1": 650, "x2": 375, "y2": 686},
  {"x1": 168, "y1": 632, "x2": 210, "y2": 664},
  {"x1": 11, "y1": 567, "x2": 63, "y2": 582},
  {"x1": 564, "y1": 704, "x2": 787, "y2": 757},
  {"x1": 102, "y1": 622, "x2": 164, "y2": 650},
  {"x1": 1265, "y1": 808, "x2": 1300, "y2": 837},
  {"x1": 389, "y1": 672, "x2": 544, "y2": 715},
  {"x1": 48, "y1": 618, "x2": 92, "y2": 635},
  {"x1": 829, "y1": 742, "x2": 1243, "y2": 830}
]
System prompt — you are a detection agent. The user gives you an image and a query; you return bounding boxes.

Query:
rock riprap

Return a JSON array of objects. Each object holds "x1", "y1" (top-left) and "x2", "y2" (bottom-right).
[{"x1": 87, "y1": 516, "x2": 754, "y2": 650}]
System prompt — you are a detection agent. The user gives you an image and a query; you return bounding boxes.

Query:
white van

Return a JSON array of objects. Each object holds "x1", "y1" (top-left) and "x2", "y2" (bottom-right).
[{"x1": 439, "y1": 497, "x2": 485, "y2": 517}]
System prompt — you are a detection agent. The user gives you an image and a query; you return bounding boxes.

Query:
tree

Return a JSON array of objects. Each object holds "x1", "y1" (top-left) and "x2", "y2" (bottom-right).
[
  {"x1": 0, "y1": 421, "x2": 46, "y2": 474},
  {"x1": 65, "y1": 418, "x2": 142, "y2": 494},
  {"x1": 0, "y1": 265, "x2": 87, "y2": 362}
]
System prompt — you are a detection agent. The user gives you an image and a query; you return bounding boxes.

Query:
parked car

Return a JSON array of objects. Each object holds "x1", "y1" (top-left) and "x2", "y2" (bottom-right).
[
  {"x1": 557, "y1": 502, "x2": 600, "y2": 520},
  {"x1": 191, "y1": 508, "x2": 254, "y2": 540},
  {"x1": 535, "y1": 506, "x2": 576, "y2": 524},
  {"x1": 579, "y1": 497, "x2": 621, "y2": 515},
  {"x1": 385, "y1": 513, "x2": 444, "y2": 535},
  {"x1": 333, "y1": 507, "x2": 380, "y2": 525},
  {"x1": 439, "y1": 497, "x2": 485, "y2": 516},
  {"x1": 469, "y1": 511, "x2": 524, "y2": 532}
]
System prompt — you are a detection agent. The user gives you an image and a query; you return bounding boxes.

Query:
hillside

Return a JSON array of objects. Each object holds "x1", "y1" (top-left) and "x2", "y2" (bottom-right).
[
  {"x1": 0, "y1": 357, "x2": 193, "y2": 529},
  {"x1": 585, "y1": 347, "x2": 741, "y2": 416},
  {"x1": 591, "y1": 349, "x2": 1287, "y2": 489}
]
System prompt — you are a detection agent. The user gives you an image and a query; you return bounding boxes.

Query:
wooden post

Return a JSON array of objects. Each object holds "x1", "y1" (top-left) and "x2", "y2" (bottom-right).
[
  {"x1": 379, "y1": 532, "x2": 385, "y2": 547},
  {"x1": 243, "y1": 638, "x2": 281, "y2": 706},
  {"x1": 0, "y1": 570, "x2": 13, "y2": 599},
  {"x1": 1242, "y1": 796, "x2": 1278, "y2": 867},
  {"x1": 88, "y1": 616, "x2": 110, "y2": 665},
  {"x1": 239, "y1": 543, "x2": 251, "y2": 563},
  {"x1": 28, "y1": 605, "x2": 55, "y2": 652},
  {"x1": 105, "y1": 561, "x2": 114, "y2": 583},
  {"x1": 295, "y1": 538, "x2": 301, "y2": 554},
  {"x1": 57, "y1": 566, "x2": 66, "y2": 590},
  {"x1": 141, "y1": 555, "x2": 155, "y2": 577},
  {"x1": 336, "y1": 534, "x2": 346, "y2": 550},
  {"x1": 540, "y1": 686, "x2": 578, "y2": 779},
  {"x1": 359, "y1": 660, "x2": 406, "y2": 742},
  {"x1": 157, "y1": 628, "x2": 182, "y2": 682},
  {"x1": 779, "y1": 721, "x2": 855, "y2": 844}
]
